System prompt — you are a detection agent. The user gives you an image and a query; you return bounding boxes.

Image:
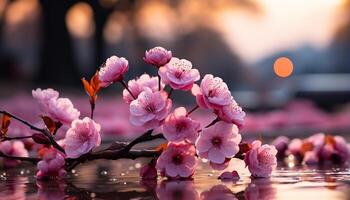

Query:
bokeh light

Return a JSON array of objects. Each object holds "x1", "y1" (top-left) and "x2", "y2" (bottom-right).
[{"x1": 65, "y1": 2, "x2": 95, "y2": 39}]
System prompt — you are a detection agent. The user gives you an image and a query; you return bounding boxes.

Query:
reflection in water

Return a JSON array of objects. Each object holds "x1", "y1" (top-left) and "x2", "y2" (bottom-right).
[
  {"x1": 245, "y1": 178, "x2": 276, "y2": 200},
  {"x1": 0, "y1": 164, "x2": 350, "y2": 200},
  {"x1": 157, "y1": 180, "x2": 199, "y2": 200}
]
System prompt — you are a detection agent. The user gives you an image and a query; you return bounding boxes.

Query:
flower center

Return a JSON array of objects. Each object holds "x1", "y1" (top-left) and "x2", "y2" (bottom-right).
[
  {"x1": 211, "y1": 137, "x2": 222, "y2": 147},
  {"x1": 145, "y1": 104, "x2": 155, "y2": 113},
  {"x1": 172, "y1": 154, "x2": 183, "y2": 165},
  {"x1": 175, "y1": 121, "x2": 187, "y2": 133}
]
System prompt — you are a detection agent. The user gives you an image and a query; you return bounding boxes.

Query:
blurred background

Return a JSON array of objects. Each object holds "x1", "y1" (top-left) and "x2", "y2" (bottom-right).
[{"x1": 0, "y1": 0, "x2": 350, "y2": 137}]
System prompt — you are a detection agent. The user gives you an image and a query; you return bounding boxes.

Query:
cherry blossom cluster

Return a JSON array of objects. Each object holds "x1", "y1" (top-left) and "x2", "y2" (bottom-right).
[
  {"x1": 0, "y1": 46, "x2": 277, "y2": 181},
  {"x1": 272, "y1": 133, "x2": 350, "y2": 165}
]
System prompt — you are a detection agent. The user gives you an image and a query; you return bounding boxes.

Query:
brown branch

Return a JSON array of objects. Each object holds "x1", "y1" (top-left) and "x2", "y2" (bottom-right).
[
  {"x1": 120, "y1": 80, "x2": 136, "y2": 99},
  {"x1": 0, "y1": 152, "x2": 41, "y2": 163},
  {"x1": 0, "y1": 111, "x2": 65, "y2": 154},
  {"x1": 1, "y1": 135, "x2": 33, "y2": 141},
  {"x1": 187, "y1": 105, "x2": 199, "y2": 116}
]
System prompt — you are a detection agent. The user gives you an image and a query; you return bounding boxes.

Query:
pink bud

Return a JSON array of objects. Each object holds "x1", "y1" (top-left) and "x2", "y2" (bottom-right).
[{"x1": 32, "y1": 133, "x2": 50, "y2": 145}]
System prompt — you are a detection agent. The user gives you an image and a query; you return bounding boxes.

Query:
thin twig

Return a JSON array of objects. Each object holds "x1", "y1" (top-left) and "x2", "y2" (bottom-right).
[
  {"x1": 168, "y1": 88, "x2": 173, "y2": 98},
  {"x1": 186, "y1": 105, "x2": 199, "y2": 116},
  {"x1": 120, "y1": 80, "x2": 136, "y2": 99},
  {"x1": 0, "y1": 152, "x2": 41, "y2": 163},
  {"x1": 158, "y1": 74, "x2": 161, "y2": 91},
  {"x1": 0, "y1": 111, "x2": 65, "y2": 154},
  {"x1": 1, "y1": 135, "x2": 33, "y2": 141},
  {"x1": 204, "y1": 117, "x2": 220, "y2": 128}
]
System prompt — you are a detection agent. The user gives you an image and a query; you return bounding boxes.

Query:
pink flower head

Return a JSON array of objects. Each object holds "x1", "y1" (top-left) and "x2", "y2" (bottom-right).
[
  {"x1": 156, "y1": 142, "x2": 197, "y2": 179},
  {"x1": 140, "y1": 160, "x2": 158, "y2": 180},
  {"x1": 319, "y1": 135, "x2": 350, "y2": 163},
  {"x1": 123, "y1": 74, "x2": 164, "y2": 104},
  {"x1": 99, "y1": 55, "x2": 129, "y2": 87},
  {"x1": 144, "y1": 46, "x2": 172, "y2": 67},
  {"x1": 195, "y1": 121, "x2": 241, "y2": 166},
  {"x1": 215, "y1": 98, "x2": 245, "y2": 128},
  {"x1": 158, "y1": 57, "x2": 200, "y2": 91},
  {"x1": 47, "y1": 98, "x2": 80, "y2": 125},
  {"x1": 36, "y1": 148, "x2": 66, "y2": 179},
  {"x1": 64, "y1": 117, "x2": 101, "y2": 158},
  {"x1": 162, "y1": 107, "x2": 200, "y2": 143},
  {"x1": 271, "y1": 136, "x2": 290, "y2": 159},
  {"x1": 244, "y1": 140, "x2": 277, "y2": 178},
  {"x1": 0, "y1": 140, "x2": 28, "y2": 168},
  {"x1": 287, "y1": 138, "x2": 303, "y2": 157},
  {"x1": 32, "y1": 88, "x2": 59, "y2": 113},
  {"x1": 191, "y1": 74, "x2": 232, "y2": 110},
  {"x1": 130, "y1": 88, "x2": 172, "y2": 129},
  {"x1": 303, "y1": 151, "x2": 319, "y2": 165}
]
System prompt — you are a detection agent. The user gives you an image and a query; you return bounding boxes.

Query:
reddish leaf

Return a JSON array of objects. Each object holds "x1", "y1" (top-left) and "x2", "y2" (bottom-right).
[
  {"x1": 41, "y1": 115, "x2": 57, "y2": 134},
  {"x1": 91, "y1": 71, "x2": 101, "y2": 92},
  {"x1": 301, "y1": 141, "x2": 314, "y2": 154},
  {"x1": 325, "y1": 135, "x2": 336, "y2": 146},
  {"x1": 32, "y1": 133, "x2": 50, "y2": 145},
  {"x1": 81, "y1": 78, "x2": 94, "y2": 97},
  {"x1": 1, "y1": 113, "x2": 11, "y2": 136},
  {"x1": 239, "y1": 142, "x2": 252, "y2": 154},
  {"x1": 155, "y1": 142, "x2": 168, "y2": 152}
]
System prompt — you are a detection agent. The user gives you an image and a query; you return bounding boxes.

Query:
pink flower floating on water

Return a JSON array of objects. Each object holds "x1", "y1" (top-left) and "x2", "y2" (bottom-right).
[
  {"x1": 0, "y1": 140, "x2": 28, "y2": 168},
  {"x1": 245, "y1": 140, "x2": 277, "y2": 178},
  {"x1": 276, "y1": 133, "x2": 350, "y2": 165},
  {"x1": 144, "y1": 46, "x2": 172, "y2": 67},
  {"x1": 158, "y1": 57, "x2": 200, "y2": 91},
  {"x1": 99, "y1": 55, "x2": 129, "y2": 87},
  {"x1": 196, "y1": 121, "x2": 241, "y2": 169},
  {"x1": 36, "y1": 148, "x2": 66, "y2": 179},
  {"x1": 64, "y1": 117, "x2": 101, "y2": 158},
  {"x1": 129, "y1": 88, "x2": 172, "y2": 129},
  {"x1": 123, "y1": 74, "x2": 164, "y2": 104},
  {"x1": 162, "y1": 107, "x2": 200, "y2": 143},
  {"x1": 156, "y1": 142, "x2": 197, "y2": 179},
  {"x1": 140, "y1": 159, "x2": 158, "y2": 180}
]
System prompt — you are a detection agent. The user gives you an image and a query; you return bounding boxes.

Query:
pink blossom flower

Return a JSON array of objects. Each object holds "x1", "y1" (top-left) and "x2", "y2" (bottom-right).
[
  {"x1": 191, "y1": 74, "x2": 232, "y2": 110},
  {"x1": 200, "y1": 185, "x2": 237, "y2": 200},
  {"x1": 64, "y1": 117, "x2": 101, "y2": 158},
  {"x1": 156, "y1": 180, "x2": 199, "y2": 200},
  {"x1": 144, "y1": 46, "x2": 172, "y2": 67},
  {"x1": 319, "y1": 135, "x2": 350, "y2": 163},
  {"x1": 218, "y1": 170, "x2": 240, "y2": 181},
  {"x1": 244, "y1": 140, "x2": 277, "y2": 178},
  {"x1": 303, "y1": 151, "x2": 319, "y2": 165},
  {"x1": 140, "y1": 160, "x2": 158, "y2": 180},
  {"x1": 158, "y1": 57, "x2": 200, "y2": 90},
  {"x1": 47, "y1": 98, "x2": 80, "y2": 124},
  {"x1": 195, "y1": 121, "x2": 241, "y2": 166},
  {"x1": 162, "y1": 107, "x2": 200, "y2": 143},
  {"x1": 156, "y1": 142, "x2": 197, "y2": 179},
  {"x1": 287, "y1": 138, "x2": 303, "y2": 157},
  {"x1": 36, "y1": 148, "x2": 66, "y2": 179},
  {"x1": 99, "y1": 55, "x2": 129, "y2": 87},
  {"x1": 129, "y1": 88, "x2": 172, "y2": 129},
  {"x1": 32, "y1": 88, "x2": 59, "y2": 112},
  {"x1": 215, "y1": 98, "x2": 245, "y2": 128},
  {"x1": 0, "y1": 141, "x2": 28, "y2": 168},
  {"x1": 123, "y1": 74, "x2": 164, "y2": 104},
  {"x1": 271, "y1": 136, "x2": 290, "y2": 159}
]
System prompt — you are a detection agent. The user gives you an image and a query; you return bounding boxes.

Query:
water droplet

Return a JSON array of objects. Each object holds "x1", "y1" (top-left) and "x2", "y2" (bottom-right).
[
  {"x1": 110, "y1": 178, "x2": 117, "y2": 182},
  {"x1": 123, "y1": 182, "x2": 127, "y2": 185},
  {"x1": 71, "y1": 169, "x2": 76, "y2": 174},
  {"x1": 100, "y1": 170, "x2": 108, "y2": 176},
  {"x1": 90, "y1": 192, "x2": 96, "y2": 198},
  {"x1": 26, "y1": 170, "x2": 30, "y2": 174},
  {"x1": 20, "y1": 170, "x2": 24, "y2": 175},
  {"x1": 135, "y1": 163, "x2": 141, "y2": 169},
  {"x1": 120, "y1": 173, "x2": 125, "y2": 176}
]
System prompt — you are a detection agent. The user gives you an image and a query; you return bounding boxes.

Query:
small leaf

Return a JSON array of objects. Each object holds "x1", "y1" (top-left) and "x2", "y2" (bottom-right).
[
  {"x1": 91, "y1": 71, "x2": 101, "y2": 92},
  {"x1": 325, "y1": 135, "x2": 336, "y2": 146},
  {"x1": 81, "y1": 78, "x2": 94, "y2": 97},
  {"x1": 238, "y1": 142, "x2": 252, "y2": 154},
  {"x1": 41, "y1": 115, "x2": 57, "y2": 134},
  {"x1": 301, "y1": 142, "x2": 314, "y2": 154},
  {"x1": 1, "y1": 113, "x2": 11, "y2": 136},
  {"x1": 155, "y1": 142, "x2": 168, "y2": 152},
  {"x1": 32, "y1": 133, "x2": 50, "y2": 145}
]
